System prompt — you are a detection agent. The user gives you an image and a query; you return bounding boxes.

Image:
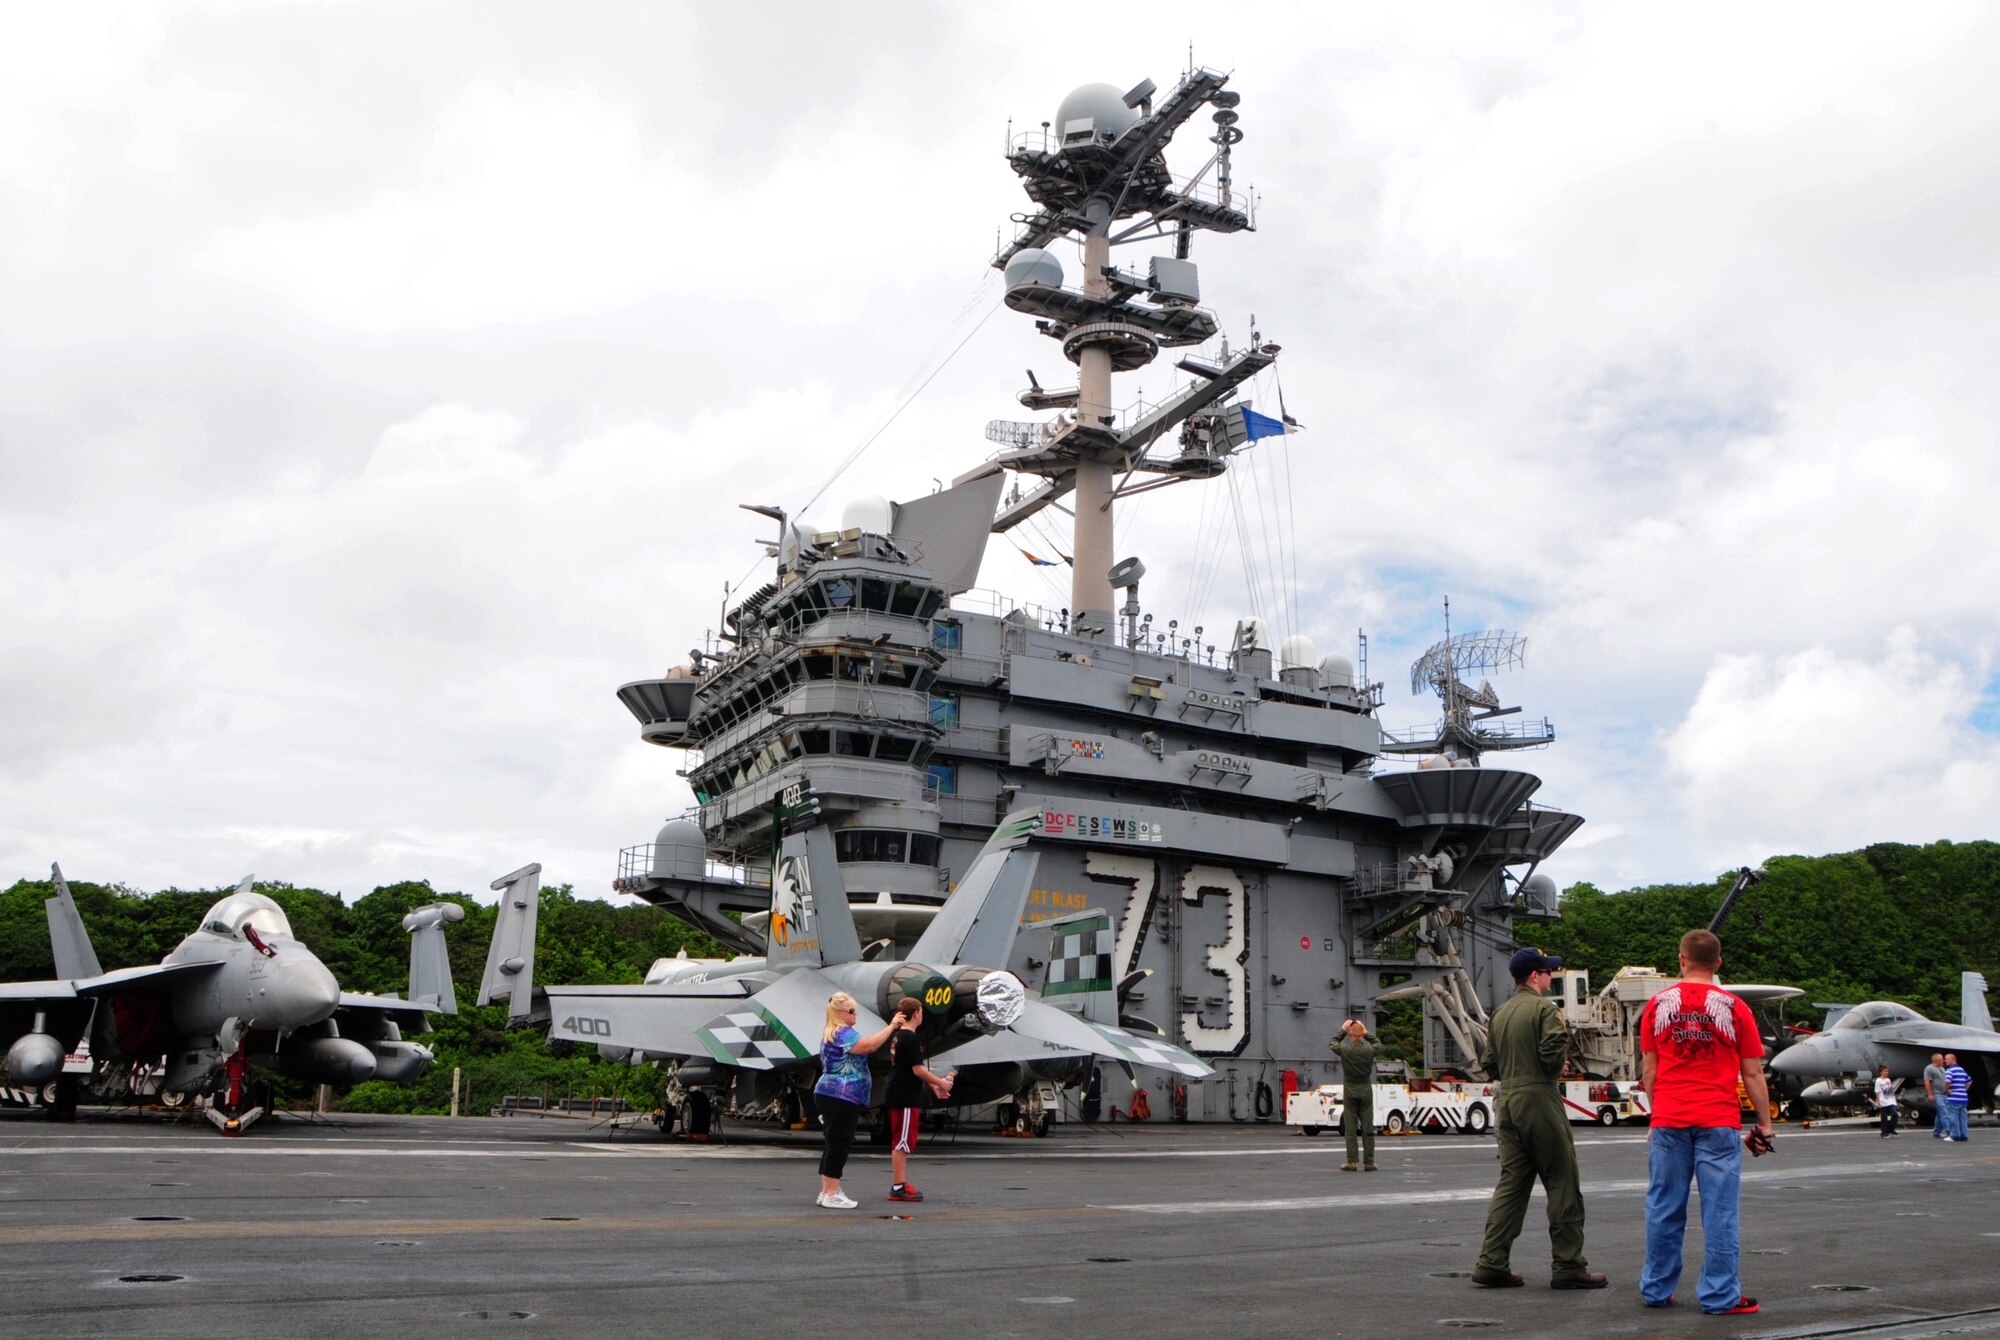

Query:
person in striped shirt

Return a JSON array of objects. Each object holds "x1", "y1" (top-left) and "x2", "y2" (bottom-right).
[{"x1": 1940, "y1": 1054, "x2": 1972, "y2": 1142}]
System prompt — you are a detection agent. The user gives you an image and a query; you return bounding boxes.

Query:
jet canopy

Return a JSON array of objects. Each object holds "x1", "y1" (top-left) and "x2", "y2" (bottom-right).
[
  {"x1": 200, "y1": 891, "x2": 293, "y2": 942},
  {"x1": 1831, "y1": 1001, "x2": 1921, "y2": 1031}
]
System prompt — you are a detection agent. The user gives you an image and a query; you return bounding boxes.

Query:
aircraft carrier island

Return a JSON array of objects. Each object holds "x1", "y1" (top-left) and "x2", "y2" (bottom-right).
[{"x1": 603, "y1": 68, "x2": 1582, "y2": 1124}]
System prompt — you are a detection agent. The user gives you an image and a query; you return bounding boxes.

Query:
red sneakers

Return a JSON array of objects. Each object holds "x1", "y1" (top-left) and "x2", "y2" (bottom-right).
[
  {"x1": 1710, "y1": 1296, "x2": 1759, "y2": 1315},
  {"x1": 888, "y1": 1184, "x2": 924, "y2": 1202}
]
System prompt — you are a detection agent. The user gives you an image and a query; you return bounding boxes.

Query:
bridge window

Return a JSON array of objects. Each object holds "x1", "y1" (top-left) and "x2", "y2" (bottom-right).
[{"x1": 834, "y1": 829, "x2": 945, "y2": 867}]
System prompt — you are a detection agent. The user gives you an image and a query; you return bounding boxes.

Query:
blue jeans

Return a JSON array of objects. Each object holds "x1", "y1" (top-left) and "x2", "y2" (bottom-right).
[
  {"x1": 1642, "y1": 1126, "x2": 1743, "y2": 1312},
  {"x1": 1944, "y1": 1102, "x2": 1969, "y2": 1139}
]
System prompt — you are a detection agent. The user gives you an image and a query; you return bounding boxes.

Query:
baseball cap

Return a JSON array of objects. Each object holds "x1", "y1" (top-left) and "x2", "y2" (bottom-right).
[{"x1": 1509, "y1": 947, "x2": 1564, "y2": 979}]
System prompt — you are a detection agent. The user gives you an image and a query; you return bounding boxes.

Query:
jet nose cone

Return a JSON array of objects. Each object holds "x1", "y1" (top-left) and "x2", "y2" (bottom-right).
[
  {"x1": 1769, "y1": 1039, "x2": 1826, "y2": 1078},
  {"x1": 266, "y1": 955, "x2": 341, "y2": 1028}
]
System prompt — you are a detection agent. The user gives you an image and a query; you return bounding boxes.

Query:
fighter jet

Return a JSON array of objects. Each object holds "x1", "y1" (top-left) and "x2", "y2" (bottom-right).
[
  {"x1": 0, "y1": 865, "x2": 461, "y2": 1133},
  {"x1": 1767, "y1": 971, "x2": 1997, "y2": 1107},
  {"x1": 479, "y1": 807, "x2": 1212, "y2": 1133}
]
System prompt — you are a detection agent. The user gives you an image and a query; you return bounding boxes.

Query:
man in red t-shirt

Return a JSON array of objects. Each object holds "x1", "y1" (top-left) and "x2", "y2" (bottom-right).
[{"x1": 1637, "y1": 929, "x2": 1773, "y2": 1316}]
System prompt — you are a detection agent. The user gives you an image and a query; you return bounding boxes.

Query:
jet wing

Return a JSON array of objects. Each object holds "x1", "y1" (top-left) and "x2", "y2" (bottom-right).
[
  {"x1": 0, "y1": 960, "x2": 221, "y2": 1000},
  {"x1": 337, "y1": 992, "x2": 440, "y2": 1016},
  {"x1": 545, "y1": 980, "x2": 755, "y2": 1057},
  {"x1": 1875, "y1": 1024, "x2": 2000, "y2": 1054},
  {"x1": 1006, "y1": 998, "x2": 1216, "y2": 1077},
  {"x1": 934, "y1": 1026, "x2": 1087, "y2": 1067},
  {"x1": 692, "y1": 967, "x2": 885, "y2": 1071},
  {"x1": 1727, "y1": 985, "x2": 1805, "y2": 1004}
]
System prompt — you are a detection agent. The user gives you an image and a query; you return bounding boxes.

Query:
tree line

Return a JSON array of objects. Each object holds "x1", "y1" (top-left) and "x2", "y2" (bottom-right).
[
  {"x1": 3, "y1": 837, "x2": 1995, "y2": 1110},
  {"x1": 0, "y1": 873, "x2": 727, "y2": 1114}
]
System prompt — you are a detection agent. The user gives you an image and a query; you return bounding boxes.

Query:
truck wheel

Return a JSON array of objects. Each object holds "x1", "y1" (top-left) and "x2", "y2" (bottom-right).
[
  {"x1": 1300, "y1": 1125, "x2": 1320, "y2": 1136},
  {"x1": 1466, "y1": 1105, "x2": 1490, "y2": 1135},
  {"x1": 1385, "y1": 1111, "x2": 1407, "y2": 1134},
  {"x1": 1597, "y1": 1106, "x2": 1619, "y2": 1127}
]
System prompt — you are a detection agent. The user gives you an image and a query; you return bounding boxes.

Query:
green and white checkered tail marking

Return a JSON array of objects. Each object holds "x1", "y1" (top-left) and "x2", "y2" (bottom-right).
[
  {"x1": 1082, "y1": 1018, "x2": 1214, "y2": 1077},
  {"x1": 694, "y1": 999, "x2": 812, "y2": 1070},
  {"x1": 1044, "y1": 913, "x2": 1114, "y2": 998}
]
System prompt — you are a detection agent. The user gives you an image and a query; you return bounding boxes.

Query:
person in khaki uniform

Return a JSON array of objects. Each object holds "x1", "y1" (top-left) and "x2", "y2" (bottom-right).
[
  {"x1": 1330, "y1": 1018, "x2": 1379, "y2": 1171},
  {"x1": 1471, "y1": 948, "x2": 1607, "y2": 1290}
]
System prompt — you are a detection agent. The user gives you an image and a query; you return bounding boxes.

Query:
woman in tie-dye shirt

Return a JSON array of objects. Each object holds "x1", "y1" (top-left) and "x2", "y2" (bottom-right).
[{"x1": 813, "y1": 991, "x2": 905, "y2": 1209}]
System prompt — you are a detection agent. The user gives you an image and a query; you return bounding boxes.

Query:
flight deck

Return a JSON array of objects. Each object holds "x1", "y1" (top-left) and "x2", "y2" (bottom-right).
[{"x1": 1, "y1": 1111, "x2": 1993, "y2": 1338}]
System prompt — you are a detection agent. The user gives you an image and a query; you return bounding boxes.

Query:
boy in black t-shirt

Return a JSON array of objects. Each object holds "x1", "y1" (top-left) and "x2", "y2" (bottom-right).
[{"x1": 884, "y1": 995, "x2": 954, "y2": 1202}]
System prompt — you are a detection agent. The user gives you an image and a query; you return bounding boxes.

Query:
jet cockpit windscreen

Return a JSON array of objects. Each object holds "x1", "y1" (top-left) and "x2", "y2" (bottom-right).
[
  {"x1": 1832, "y1": 1002, "x2": 1921, "y2": 1031},
  {"x1": 201, "y1": 891, "x2": 294, "y2": 942}
]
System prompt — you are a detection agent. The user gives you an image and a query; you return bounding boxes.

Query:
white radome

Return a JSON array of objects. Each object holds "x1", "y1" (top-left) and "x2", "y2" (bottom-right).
[
  {"x1": 1004, "y1": 248, "x2": 1064, "y2": 290},
  {"x1": 1055, "y1": 83, "x2": 1141, "y2": 146},
  {"x1": 842, "y1": 495, "x2": 894, "y2": 535}
]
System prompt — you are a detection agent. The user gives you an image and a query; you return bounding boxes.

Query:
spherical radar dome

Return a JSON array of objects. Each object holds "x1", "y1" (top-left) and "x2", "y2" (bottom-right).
[
  {"x1": 1280, "y1": 634, "x2": 1318, "y2": 671},
  {"x1": 1319, "y1": 652, "x2": 1356, "y2": 688},
  {"x1": 1004, "y1": 248, "x2": 1064, "y2": 290},
  {"x1": 651, "y1": 819, "x2": 707, "y2": 879},
  {"x1": 1055, "y1": 83, "x2": 1141, "y2": 146}
]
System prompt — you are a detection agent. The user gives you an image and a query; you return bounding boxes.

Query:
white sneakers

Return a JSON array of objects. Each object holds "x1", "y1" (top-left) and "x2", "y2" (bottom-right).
[{"x1": 816, "y1": 1191, "x2": 858, "y2": 1209}]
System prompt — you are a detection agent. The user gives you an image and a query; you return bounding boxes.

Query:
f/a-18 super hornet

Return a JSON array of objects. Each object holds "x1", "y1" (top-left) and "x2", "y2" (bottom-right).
[
  {"x1": 1768, "y1": 971, "x2": 1997, "y2": 1110},
  {"x1": 0, "y1": 865, "x2": 461, "y2": 1133},
  {"x1": 479, "y1": 807, "x2": 1212, "y2": 1134}
]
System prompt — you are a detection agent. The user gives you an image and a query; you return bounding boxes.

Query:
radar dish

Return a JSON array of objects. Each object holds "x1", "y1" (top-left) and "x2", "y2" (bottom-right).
[
  {"x1": 1410, "y1": 629, "x2": 1527, "y2": 701},
  {"x1": 1108, "y1": 556, "x2": 1146, "y2": 588}
]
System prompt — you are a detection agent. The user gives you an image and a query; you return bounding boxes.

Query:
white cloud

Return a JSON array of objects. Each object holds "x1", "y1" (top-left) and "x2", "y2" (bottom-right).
[
  {"x1": 5, "y1": 3, "x2": 2000, "y2": 904},
  {"x1": 1665, "y1": 629, "x2": 2000, "y2": 864}
]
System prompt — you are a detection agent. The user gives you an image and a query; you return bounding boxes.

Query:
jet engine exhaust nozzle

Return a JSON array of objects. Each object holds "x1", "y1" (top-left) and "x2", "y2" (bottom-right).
[{"x1": 976, "y1": 970, "x2": 1026, "y2": 1031}]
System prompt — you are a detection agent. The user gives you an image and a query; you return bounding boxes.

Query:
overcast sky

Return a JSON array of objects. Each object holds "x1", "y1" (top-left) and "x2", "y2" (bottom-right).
[{"x1": 4, "y1": 3, "x2": 1997, "y2": 906}]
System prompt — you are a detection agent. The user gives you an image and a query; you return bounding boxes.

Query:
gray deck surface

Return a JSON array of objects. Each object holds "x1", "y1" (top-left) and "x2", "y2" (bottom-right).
[{"x1": 1, "y1": 1107, "x2": 1993, "y2": 1338}]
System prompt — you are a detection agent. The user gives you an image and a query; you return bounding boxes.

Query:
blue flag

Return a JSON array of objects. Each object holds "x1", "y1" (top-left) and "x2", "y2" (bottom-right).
[{"x1": 1241, "y1": 407, "x2": 1288, "y2": 441}]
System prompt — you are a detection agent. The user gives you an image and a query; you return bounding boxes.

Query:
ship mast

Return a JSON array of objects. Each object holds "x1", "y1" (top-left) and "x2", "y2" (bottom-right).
[{"x1": 979, "y1": 69, "x2": 1270, "y2": 641}]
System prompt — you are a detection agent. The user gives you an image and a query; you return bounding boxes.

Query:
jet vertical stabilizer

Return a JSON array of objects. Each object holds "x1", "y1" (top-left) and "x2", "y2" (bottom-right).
[
  {"x1": 1039, "y1": 908, "x2": 1117, "y2": 1025},
  {"x1": 44, "y1": 863, "x2": 103, "y2": 980},
  {"x1": 763, "y1": 827, "x2": 861, "y2": 970},
  {"x1": 478, "y1": 864, "x2": 542, "y2": 1022},
  {"x1": 1965, "y1": 972, "x2": 1993, "y2": 1033},
  {"x1": 402, "y1": 903, "x2": 464, "y2": 1016},
  {"x1": 909, "y1": 808, "x2": 1043, "y2": 968}
]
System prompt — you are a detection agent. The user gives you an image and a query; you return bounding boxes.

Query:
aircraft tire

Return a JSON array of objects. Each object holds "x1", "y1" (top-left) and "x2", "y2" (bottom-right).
[
  {"x1": 679, "y1": 1091, "x2": 712, "y2": 1138},
  {"x1": 48, "y1": 1075, "x2": 79, "y2": 1122},
  {"x1": 655, "y1": 1105, "x2": 677, "y2": 1137},
  {"x1": 1033, "y1": 1113, "x2": 1051, "y2": 1138}
]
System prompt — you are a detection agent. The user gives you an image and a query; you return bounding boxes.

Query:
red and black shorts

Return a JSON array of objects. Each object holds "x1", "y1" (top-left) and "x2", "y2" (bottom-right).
[{"x1": 888, "y1": 1107, "x2": 922, "y2": 1153}]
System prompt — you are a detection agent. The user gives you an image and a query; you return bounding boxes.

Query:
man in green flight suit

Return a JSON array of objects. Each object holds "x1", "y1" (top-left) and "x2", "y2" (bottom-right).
[
  {"x1": 1471, "y1": 947, "x2": 1607, "y2": 1290},
  {"x1": 1330, "y1": 1018, "x2": 1379, "y2": 1171}
]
